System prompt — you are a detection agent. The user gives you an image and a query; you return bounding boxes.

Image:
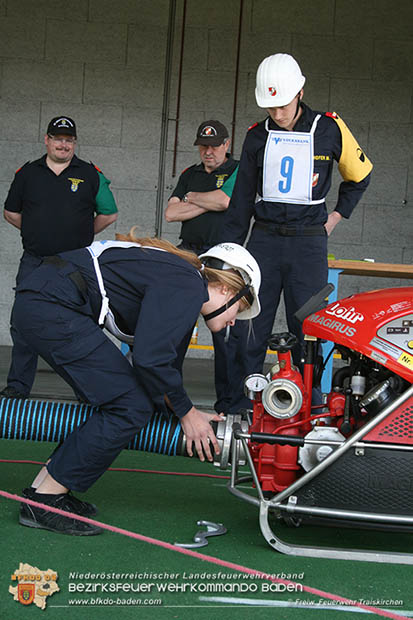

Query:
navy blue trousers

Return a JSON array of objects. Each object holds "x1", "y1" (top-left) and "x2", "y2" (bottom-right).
[
  {"x1": 13, "y1": 292, "x2": 154, "y2": 492},
  {"x1": 178, "y1": 241, "x2": 246, "y2": 415},
  {"x1": 7, "y1": 252, "x2": 42, "y2": 395},
  {"x1": 213, "y1": 324, "x2": 250, "y2": 414},
  {"x1": 227, "y1": 226, "x2": 329, "y2": 410}
]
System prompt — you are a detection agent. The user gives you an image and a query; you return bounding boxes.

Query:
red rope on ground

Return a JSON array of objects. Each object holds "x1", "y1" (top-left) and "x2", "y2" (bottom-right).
[
  {"x1": 0, "y1": 489, "x2": 407, "y2": 620},
  {"x1": 107, "y1": 467, "x2": 230, "y2": 479},
  {"x1": 0, "y1": 459, "x2": 230, "y2": 479}
]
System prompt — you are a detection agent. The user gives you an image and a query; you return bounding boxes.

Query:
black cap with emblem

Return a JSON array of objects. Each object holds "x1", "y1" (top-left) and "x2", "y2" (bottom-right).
[
  {"x1": 47, "y1": 116, "x2": 77, "y2": 137},
  {"x1": 194, "y1": 120, "x2": 229, "y2": 146}
]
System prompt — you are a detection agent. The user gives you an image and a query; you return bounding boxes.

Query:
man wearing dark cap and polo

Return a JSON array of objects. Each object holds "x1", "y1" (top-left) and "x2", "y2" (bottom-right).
[
  {"x1": 1, "y1": 116, "x2": 118, "y2": 400},
  {"x1": 165, "y1": 120, "x2": 238, "y2": 254},
  {"x1": 165, "y1": 120, "x2": 240, "y2": 415}
]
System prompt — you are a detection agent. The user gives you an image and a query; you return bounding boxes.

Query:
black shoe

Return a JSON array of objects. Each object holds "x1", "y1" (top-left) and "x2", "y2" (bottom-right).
[
  {"x1": 19, "y1": 493, "x2": 102, "y2": 536},
  {"x1": 23, "y1": 487, "x2": 98, "y2": 516},
  {"x1": 0, "y1": 386, "x2": 27, "y2": 399}
]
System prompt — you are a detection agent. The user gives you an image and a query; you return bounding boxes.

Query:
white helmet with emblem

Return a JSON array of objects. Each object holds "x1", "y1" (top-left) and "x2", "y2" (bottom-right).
[
  {"x1": 199, "y1": 242, "x2": 261, "y2": 320},
  {"x1": 255, "y1": 53, "x2": 305, "y2": 108}
]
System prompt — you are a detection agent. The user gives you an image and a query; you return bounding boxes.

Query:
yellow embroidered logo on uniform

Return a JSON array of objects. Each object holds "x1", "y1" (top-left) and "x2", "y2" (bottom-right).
[
  {"x1": 314, "y1": 155, "x2": 331, "y2": 161},
  {"x1": 68, "y1": 177, "x2": 84, "y2": 192},
  {"x1": 9, "y1": 563, "x2": 59, "y2": 610},
  {"x1": 215, "y1": 174, "x2": 228, "y2": 188}
]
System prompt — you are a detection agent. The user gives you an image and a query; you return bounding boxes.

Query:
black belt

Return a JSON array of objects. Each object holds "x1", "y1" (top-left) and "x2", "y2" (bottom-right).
[
  {"x1": 178, "y1": 241, "x2": 210, "y2": 255},
  {"x1": 43, "y1": 255, "x2": 88, "y2": 295},
  {"x1": 254, "y1": 221, "x2": 326, "y2": 237}
]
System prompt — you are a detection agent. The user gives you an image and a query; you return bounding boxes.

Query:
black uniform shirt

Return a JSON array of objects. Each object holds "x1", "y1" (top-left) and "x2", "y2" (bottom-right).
[
  {"x1": 223, "y1": 103, "x2": 372, "y2": 244},
  {"x1": 171, "y1": 155, "x2": 238, "y2": 246},
  {"x1": 5, "y1": 154, "x2": 116, "y2": 256}
]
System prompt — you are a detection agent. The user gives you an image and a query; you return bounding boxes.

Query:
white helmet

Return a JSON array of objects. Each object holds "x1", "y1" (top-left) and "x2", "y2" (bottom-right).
[
  {"x1": 199, "y1": 242, "x2": 261, "y2": 320},
  {"x1": 255, "y1": 53, "x2": 305, "y2": 108}
]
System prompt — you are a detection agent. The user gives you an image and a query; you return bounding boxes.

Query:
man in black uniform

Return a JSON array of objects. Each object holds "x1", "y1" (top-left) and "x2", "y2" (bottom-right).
[
  {"x1": 222, "y1": 53, "x2": 373, "y2": 409},
  {"x1": 165, "y1": 120, "x2": 240, "y2": 413},
  {"x1": 1, "y1": 116, "x2": 118, "y2": 399},
  {"x1": 165, "y1": 119, "x2": 238, "y2": 253}
]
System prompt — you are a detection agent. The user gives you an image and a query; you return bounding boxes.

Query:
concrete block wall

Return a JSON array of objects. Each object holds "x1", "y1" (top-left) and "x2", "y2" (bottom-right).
[
  {"x1": 0, "y1": 0, "x2": 412, "y2": 358},
  {"x1": 0, "y1": 0, "x2": 170, "y2": 347},
  {"x1": 163, "y1": 0, "x2": 413, "y2": 356}
]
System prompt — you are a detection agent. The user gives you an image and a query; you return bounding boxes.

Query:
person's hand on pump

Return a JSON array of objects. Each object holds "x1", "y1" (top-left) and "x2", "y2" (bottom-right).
[{"x1": 181, "y1": 406, "x2": 223, "y2": 462}]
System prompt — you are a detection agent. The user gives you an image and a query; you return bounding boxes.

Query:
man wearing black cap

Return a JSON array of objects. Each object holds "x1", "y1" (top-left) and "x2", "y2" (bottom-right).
[
  {"x1": 1, "y1": 116, "x2": 118, "y2": 400},
  {"x1": 165, "y1": 120, "x2": 239, "y2": 414},
  {"x1": 165, "y1": 120, "x2": 238, "y2": 254}
]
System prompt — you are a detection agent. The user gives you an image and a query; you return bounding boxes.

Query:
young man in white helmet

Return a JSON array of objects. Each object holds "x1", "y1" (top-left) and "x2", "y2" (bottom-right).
[
  {"x1": 12, "y1": 232, "x2": 260, "y2": 535},
  {"x1": 222, "y1": 52, "x2": 373, "y2": 407}
]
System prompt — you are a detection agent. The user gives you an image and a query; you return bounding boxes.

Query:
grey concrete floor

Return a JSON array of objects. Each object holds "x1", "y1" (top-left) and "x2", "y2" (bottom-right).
[{"x1": 0, "y1": 345, "x2": 217, "y2": 410}]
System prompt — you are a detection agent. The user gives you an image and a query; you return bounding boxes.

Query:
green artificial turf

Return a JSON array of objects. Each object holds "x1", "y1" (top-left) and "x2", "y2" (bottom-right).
[{"x1": 1, "y1": 439, "x2": 413, "y2": 620}]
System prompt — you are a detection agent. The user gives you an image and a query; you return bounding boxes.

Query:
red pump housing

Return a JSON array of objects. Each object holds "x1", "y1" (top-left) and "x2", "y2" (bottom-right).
[
  {"x1": 249, "y1": 349, "x2": 309, "y2": 493},
  {"x1": 245, "y1": 287, "x2": 413, "y2": 494}
]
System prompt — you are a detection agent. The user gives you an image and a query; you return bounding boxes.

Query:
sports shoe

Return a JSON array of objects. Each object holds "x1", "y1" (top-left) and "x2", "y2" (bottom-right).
[
  {"x1": 23, "y1": 487, "x2": 98, "y2": 516},
  {"x1": 0, "y1": 386, "x2": 27, "y2": 399},
  {"x1": 19, "y1": 493, "x2": 102, "y2": 536}
]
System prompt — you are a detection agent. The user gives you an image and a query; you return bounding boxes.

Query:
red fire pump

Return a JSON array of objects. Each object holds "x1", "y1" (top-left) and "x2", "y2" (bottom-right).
[{"x1": 214, "y1": 285, "x2": 413, "y2": 563}]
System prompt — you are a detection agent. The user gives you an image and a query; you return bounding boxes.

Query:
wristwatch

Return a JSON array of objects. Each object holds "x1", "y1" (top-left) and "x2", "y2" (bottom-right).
[{"x1": 182, "y1": 193, "x2": 189, "y2": 203}]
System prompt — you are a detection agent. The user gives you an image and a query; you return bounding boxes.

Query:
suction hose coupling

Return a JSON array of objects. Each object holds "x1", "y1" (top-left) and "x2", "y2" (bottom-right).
[
  {"x1": 261, "y1": 378, "x2": 303, "y2": 419},
  {"x1": 212, "y1": 413, "x2": 250, "y2": 470}
]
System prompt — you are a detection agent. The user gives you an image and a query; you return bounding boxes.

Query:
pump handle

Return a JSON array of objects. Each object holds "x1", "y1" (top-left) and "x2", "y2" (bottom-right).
[{"x1": 294, "y1": 283, "x2": 335, "y2": 324}]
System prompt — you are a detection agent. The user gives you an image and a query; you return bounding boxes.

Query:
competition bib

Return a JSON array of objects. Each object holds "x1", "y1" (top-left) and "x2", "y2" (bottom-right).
[{"x1": 262, "y1": 115, "x2": 323, "y2": 205}]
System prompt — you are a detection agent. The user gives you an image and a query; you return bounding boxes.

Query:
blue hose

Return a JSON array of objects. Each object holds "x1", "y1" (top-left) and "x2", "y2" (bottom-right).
[{"x1": 0, "y1": 397, "x2": 185, "y2": 457}]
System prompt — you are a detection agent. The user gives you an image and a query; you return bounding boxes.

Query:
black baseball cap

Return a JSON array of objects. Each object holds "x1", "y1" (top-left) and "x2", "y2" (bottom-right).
[
  {"x1": 194, "y1": 120, "x2": 229, "y2": 146},
  {"x1": 47, "y1": 116, "x2": 77, "y2": 137}
]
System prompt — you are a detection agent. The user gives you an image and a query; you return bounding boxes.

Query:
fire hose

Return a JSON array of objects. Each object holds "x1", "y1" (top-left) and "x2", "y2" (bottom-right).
[{"x1": 0, "y1": 396, "x2": 248, "y2": 468}]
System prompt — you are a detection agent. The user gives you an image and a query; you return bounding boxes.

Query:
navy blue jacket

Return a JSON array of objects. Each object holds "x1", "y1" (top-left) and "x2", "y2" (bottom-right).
[
  {"x1": 223, "y1": 103, "x2": 372, "y2": 244},
  {"x1": 16, "y1": 246, "x2": 208, "y2": 418}
]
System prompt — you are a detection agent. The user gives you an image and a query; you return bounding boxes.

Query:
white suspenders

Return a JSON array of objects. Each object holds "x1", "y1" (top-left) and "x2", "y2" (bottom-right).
[
  {"x1": 86, "y1": 241, "x2": 140, "y2": 326},
  {"x1": 85, "y1": 240, "x2": 203, "y2": 344},
  {"x1": 86, "y1": 240, "x2": 164, "y2": 344}
]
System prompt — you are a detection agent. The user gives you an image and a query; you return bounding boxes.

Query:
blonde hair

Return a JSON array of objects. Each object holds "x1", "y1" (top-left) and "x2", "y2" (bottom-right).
[{"x1": 116, "y1": 227, "x2": 250, "y2": 307}]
